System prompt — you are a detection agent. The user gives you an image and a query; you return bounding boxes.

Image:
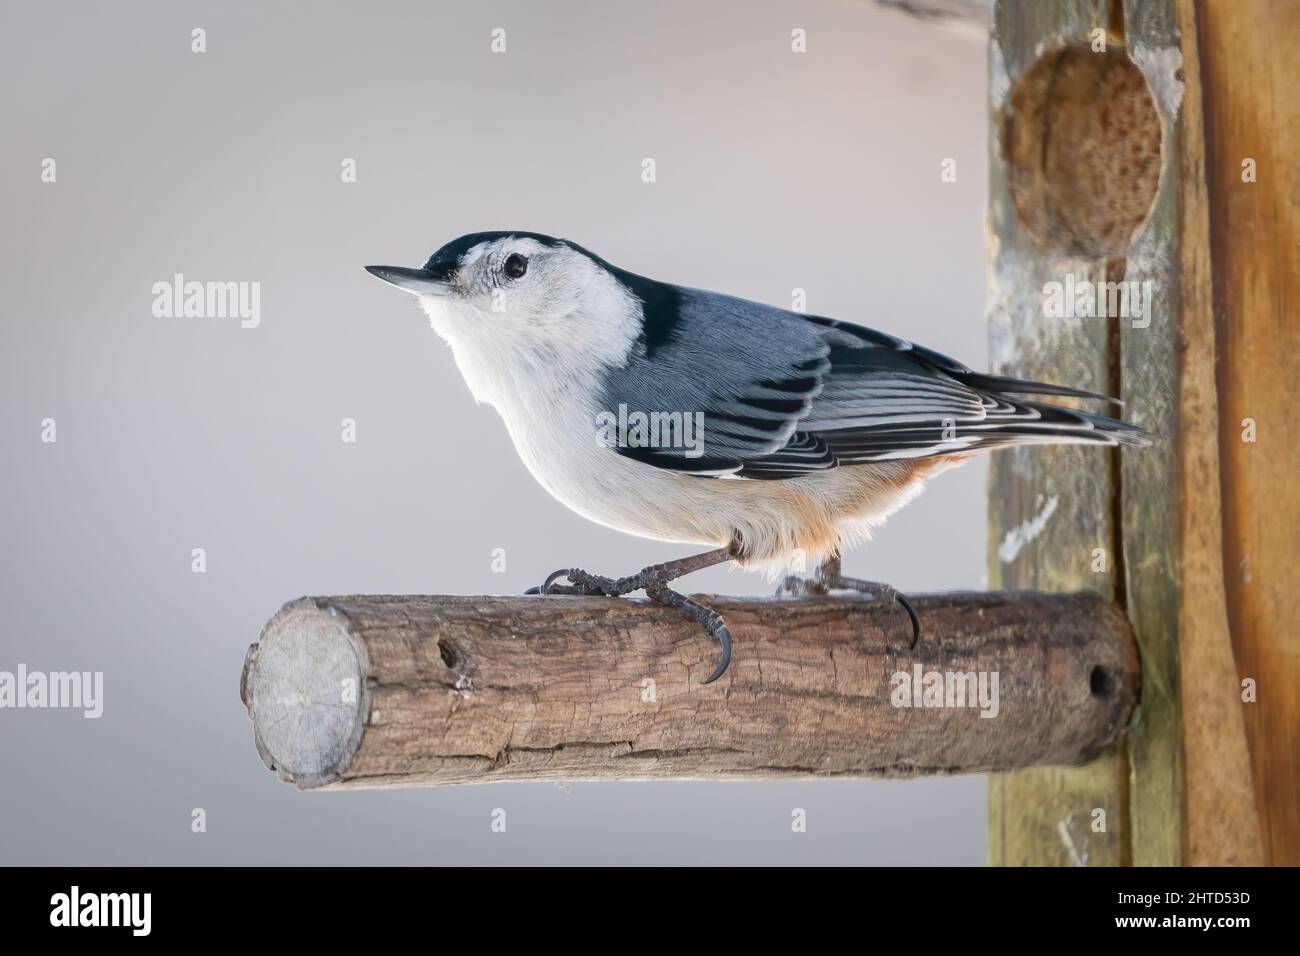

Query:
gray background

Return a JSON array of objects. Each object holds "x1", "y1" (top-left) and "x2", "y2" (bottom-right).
[{"x1": 1, "y1": 0, "x2": 989, "y2": 864}]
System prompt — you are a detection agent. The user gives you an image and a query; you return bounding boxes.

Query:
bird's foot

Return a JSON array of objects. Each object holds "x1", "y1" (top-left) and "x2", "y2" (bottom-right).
[
  {"x1": 525, "y1": 546, "x2": 736, "y2": 683},
  {"x1": 823, "y1": 574, "x2": 921, "y2": 648},
  {"x1": 777, "y1": 558, "x2": 921, "y2": 649},
  {"x1": 522, "y1": 566, "x2": 649, "y2": 597}
]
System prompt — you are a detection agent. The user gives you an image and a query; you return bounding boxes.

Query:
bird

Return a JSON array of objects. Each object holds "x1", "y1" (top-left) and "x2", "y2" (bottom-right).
[{"x1": 366, "y1": 231, "x2": 1149, "y2": 684}]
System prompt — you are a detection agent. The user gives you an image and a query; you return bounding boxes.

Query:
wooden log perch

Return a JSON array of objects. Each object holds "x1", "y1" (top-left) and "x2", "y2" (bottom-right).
[{"x1": 240, "y1": 592, "x2": 1138, "y2": 790}]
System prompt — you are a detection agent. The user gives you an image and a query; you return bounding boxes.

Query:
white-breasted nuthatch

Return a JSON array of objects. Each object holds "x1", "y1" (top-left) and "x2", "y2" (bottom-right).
[{"x1": 367, "y1": 231, "x2": 1148, "y2": 683}]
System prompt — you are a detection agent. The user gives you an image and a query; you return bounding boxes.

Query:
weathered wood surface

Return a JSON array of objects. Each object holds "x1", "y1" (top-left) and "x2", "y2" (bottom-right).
[
  {"x1": 986, "y1": 0, "x2": 1133, "y2": 868},
  {"x1": 1120, "y1": 0, "x2": 1265, "y2": 868},
  {"x1": 988, "y1": 0, "x2": 1280, "y2": 865},
  {"x1": 1198, "y1": 0, "x2": 1300, "y2": 865},
  {"x1": 1116, "y1": 0, "x2": 1197, "y2": 869},
  {"x1": 241, "y1": 592, "x2": 1137, "y2": 790}
]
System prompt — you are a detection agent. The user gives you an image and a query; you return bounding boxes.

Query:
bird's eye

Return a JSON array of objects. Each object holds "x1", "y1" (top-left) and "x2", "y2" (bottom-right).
[{"x1": 503, "y1": 253, "x2": 528, "y2": 279}]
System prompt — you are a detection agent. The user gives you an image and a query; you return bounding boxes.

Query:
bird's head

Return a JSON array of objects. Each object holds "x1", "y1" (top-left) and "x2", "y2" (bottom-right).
[{"x1": 366, "y1": 231, "x2": 640, "y2": 354}]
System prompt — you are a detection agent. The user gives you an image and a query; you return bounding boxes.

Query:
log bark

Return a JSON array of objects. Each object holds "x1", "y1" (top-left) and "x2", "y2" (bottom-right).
[{"x1": 240, "y1": 592, "x2": 1137, "y2": 790}]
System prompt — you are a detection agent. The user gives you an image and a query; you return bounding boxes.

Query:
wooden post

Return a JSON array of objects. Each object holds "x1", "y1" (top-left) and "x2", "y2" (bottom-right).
[
  {"x1": 987, "y1": 0, "x2": 1289, "y2": 865},
  {"x1": 1195, "y1": 0, "x2": 1300, "y2": 870},
  {"x1": 240, "y1": 592, "x2": 1137, "y2": 790},
  {"x1": 986, "y1": 0, "x2": 1139, "y2": 868}
]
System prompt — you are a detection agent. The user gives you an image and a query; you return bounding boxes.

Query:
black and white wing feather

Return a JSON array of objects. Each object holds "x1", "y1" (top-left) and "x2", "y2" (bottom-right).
[{"x1": 597, "y1": 281, "x2": 1148, "y2": 480}]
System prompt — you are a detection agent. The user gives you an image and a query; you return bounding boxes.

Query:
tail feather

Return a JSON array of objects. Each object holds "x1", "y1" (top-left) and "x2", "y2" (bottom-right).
[
  {"x1": 974, "y1": 398, "x2": 1150, "y2": 448},
  {"x1": 956, "y1": 371, "x2": 1123, "y2": 407},
  {"x1": 733, "y1": 359, "x2": 1151, "y2": 478},
  {"x1": 817, "y1": 394, "x2": 1150, "y2": 465}
]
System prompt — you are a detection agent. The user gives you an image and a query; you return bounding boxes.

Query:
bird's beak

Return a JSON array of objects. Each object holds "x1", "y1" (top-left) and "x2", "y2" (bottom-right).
[{"x1": 364, "y1": 265, "x2": 451, "y2": 296}]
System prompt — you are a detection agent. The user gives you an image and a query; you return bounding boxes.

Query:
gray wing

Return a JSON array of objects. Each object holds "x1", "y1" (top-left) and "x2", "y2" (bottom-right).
[
  {"x1": 596, "y1": 288, "x2": 832, "y2": 475},
  {"x1": 598, "y1": 286, "x2": 1144, "y2": 479}
]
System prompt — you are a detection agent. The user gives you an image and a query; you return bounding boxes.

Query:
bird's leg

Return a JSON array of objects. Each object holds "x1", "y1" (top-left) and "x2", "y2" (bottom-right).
[
  {"x1": 526, "y1": 544, "x2": 737, "y2": 683},
  {"x1": 778, "y1": 554, "x2": 921, "y2": 648}
]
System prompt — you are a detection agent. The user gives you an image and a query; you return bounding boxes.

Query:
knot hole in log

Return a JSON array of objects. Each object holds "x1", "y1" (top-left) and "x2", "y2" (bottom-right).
[{"x1": 438, "y1": 637, "x2": 462, "y2": 671}]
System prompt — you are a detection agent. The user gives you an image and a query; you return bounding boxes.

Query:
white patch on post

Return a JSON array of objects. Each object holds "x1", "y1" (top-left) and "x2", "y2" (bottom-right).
[
  {"x1": 998, "y1": 494, "x2": 1059, "y2": 563},
  {"x1": 1130, "y1": 42, "x2": 1184, "y2": 121},
  {"x1": 1056, "y1": 817, "x2": 1087, "y2": 867}
]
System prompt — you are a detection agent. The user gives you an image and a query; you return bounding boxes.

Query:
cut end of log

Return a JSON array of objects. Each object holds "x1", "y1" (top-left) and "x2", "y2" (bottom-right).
[{"x1": 242, "y1": 599, "x2": 370, "y2": 789}]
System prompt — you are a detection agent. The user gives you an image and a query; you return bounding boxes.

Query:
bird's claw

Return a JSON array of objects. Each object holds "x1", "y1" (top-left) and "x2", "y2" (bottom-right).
[
  {"x1": 852, "y1": 581, "x2": 921, "y2": 648},
  {"x1": 544, "y1": 568, "x2": 580, "y2": 594},
  {"x1": 702, "y1": 622, "x2": 732, "y2": 684},
  {"x1": 892, "y1": 590, "x2": 922, "y2": 649},
  {"x1": 842, "y1": 582, "x2": 922, "y2": 648},
  {"x1": 644, "y1": 581, "x2": 732, "y2": 684},
  {"x1": 779, "y1": 567, "x2": 922, "y2": 649},
  {"x1": 530, "y1": 565, "x2": 733, "y2": 683}
]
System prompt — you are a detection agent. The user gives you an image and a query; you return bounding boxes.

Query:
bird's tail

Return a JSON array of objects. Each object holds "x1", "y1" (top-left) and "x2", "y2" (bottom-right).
[{"x1": 950, "y1": 371, "x2": 1150, "y2": 450}]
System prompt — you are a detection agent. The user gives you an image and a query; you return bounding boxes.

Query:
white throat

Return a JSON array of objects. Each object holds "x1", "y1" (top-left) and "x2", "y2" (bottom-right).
[{"x1": 418, "y1": 273, "x2": 642, "y2": 419}]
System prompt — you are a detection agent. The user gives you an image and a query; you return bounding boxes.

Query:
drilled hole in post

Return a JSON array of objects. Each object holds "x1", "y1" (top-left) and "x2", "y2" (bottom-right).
[{"x1": 1002, "y1": 44, "x2": 1162, "y2": 257}]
